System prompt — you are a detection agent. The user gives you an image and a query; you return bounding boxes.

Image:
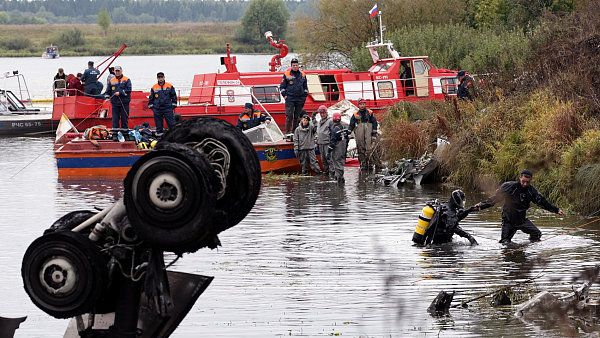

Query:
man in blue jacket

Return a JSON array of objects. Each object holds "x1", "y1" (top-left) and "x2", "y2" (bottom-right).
[
  {"x1": 80, "y1": 61, "x2": 102, "y2": 96},
  {"x1": 280, "y1": 58, "x2": 308, "y2": 134},
  {"x1": 106, "y1": 66, "x2": 132, "y2": 130},
  {"x1": 148, "y1": 72, "x2": 177, "y2": 136}
]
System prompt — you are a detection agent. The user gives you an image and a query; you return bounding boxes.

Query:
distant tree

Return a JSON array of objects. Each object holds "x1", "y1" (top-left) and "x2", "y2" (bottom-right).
[
  {"x1": 97, "y1": 8, "x2": 111, "y2": 36},
  {"x1": 237, "y1": 0, "x2": 289, "y2": 44}
]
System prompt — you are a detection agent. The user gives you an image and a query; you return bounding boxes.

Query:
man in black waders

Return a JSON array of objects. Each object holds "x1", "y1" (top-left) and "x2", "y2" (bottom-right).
[
  {"x1": 349, "y1": 98, "x2": 378, "y2": 170},
  {"x1": 293, "y1": 114, "x2": 321, "y2": 175},
  {"x1": 420, "y1": 190, "x2": 479, "y2": 245},
  {"x1": 280, "y1": 58, "x2": 308, "y2": 134},
  {"x1": 477, "y1": 169, "x2": 564, "y2": 243},
  {"x1": 328, "y1": 112, "x2": 348, "y2": 183}
]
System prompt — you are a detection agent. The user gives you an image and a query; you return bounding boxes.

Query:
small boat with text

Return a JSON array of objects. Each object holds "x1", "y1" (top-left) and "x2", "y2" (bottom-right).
[{"x1": 0, "y1": 71, "x2": 54, "y2": 136}]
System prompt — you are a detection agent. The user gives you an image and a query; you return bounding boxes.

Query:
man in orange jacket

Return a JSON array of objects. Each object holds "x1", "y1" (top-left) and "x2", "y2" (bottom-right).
[{"x1": 148, "y1": 72, "x2": 177, "y2": 136}]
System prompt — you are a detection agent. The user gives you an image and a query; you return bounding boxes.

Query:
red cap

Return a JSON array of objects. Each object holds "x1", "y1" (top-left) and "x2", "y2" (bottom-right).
[
  {"x1": 318, "y1": 105, "x2": 327, "y2": 112},
  {"x1": 332, "y1": 112, "x2": 341, "y2": 121}
]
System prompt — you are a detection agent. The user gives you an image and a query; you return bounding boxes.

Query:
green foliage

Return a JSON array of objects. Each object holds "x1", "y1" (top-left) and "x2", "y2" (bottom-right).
[
  {"x1": 56, "y1": 28, "x2": 85, "y2": 48},
  {"x1": 572, "y1": 163, "x2": 600, "y2": 214},
  {"x1": 349, "y1": 24, "x2": 530, "y2": 74},
  {"x1": 236, "y1": 0, "x2": 290, "y2": 44},
  {"x1": 0, "y1": 37, "x2": 32, "y2": 50},
  {"x1": 97, "y1": 8, "x2": 111, "y2": 36}
]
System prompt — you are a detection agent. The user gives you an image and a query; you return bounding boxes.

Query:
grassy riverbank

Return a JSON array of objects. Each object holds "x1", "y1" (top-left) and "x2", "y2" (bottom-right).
[
  {"x1": 379, "y1": 1, "x2": 600, "y2": 214},
  {"x1": 0, "y1": 22, "x2": 297, "y2": 57}
]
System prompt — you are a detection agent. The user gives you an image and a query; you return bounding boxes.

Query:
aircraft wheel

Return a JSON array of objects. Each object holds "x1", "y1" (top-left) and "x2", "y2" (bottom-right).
[
  {"x1": 124, "y1": 142, "x2": 218, "y2": 252},
  {"x1": 21, "y1": 231, "x2": 108, "y2": 319}
]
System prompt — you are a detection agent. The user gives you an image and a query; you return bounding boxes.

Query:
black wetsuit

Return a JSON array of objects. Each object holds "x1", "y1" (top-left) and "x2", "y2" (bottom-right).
[
  {"x1": 424, "y1": 202, "x2": 477, "y2": 245},
  {"x1": 479, "y1": 181, "x2": 559, "y2": 243}
]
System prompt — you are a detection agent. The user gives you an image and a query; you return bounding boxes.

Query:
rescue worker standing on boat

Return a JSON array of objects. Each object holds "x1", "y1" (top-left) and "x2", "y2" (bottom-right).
[
  {"x1": 81, "y1": 61, "x2": 102, "y2": 96},
  {"x1": 294, "y1": 114, "x2": 321, "y2": 175},
  {"x1": 348, "y1": 98, "x2": 378, "y2": 170},
  {"x1": 313, "y1": 105, "x2": 333, "y2": 175},
  {"x1": 328, "y1": 112, "x2": 348, "y2": 183},
  {"x1": 422, "y1": 190, "x2": 479, "y2": 245},
  {"x1": 237, "y1": 102, "x2": 271, "y2": 131},
  {"x1": 280, "y1": 58, "x2": 308, "y2": 134},
  {"x1": 476, "y1": 169, "x2": 564, "y2": 243},
  {"x1": 106, "y1": 66, "x2": 132, "y2": 130},
  {"x1": 148, "y1": 72, "x2": 177, "y2": 136}
]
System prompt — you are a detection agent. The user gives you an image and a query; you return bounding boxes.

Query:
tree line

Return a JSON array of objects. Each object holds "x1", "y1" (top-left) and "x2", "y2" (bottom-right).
[{"x1": 0, "y1": 0, "x2": 315, "y2": 24}]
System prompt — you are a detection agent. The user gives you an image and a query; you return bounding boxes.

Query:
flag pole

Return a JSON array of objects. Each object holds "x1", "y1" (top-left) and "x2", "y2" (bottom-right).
[{"x1": 378, "y1": 10, "x2": 383, "y2": 44}]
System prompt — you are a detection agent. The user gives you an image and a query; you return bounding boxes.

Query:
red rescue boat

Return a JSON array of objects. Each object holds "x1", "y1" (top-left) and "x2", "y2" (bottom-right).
[{"x1": 52, "y1": 20, "x2": 459, "y2": 132}]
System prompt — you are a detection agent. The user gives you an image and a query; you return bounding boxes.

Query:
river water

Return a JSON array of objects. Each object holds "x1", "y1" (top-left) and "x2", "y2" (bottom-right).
[{"x1": 2, "y1": 135, "x2": 600, "y2": 337}]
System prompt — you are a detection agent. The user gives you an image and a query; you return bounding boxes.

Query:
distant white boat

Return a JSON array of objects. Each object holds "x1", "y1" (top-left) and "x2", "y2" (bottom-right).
[{"x1": 42, "y1": 44, "x2": 60, "y2": 59}]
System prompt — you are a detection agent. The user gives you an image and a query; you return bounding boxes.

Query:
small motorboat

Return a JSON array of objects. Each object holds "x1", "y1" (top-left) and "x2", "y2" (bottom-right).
[
  {"x1": 54, "y1": 117, "x2": 301, "y2": 179},
  {"x1": 42, "y1": 44, "x2": 59, "y2": 59},
  {"x1": 0, "y1": 71, "x2": 53, "y2": 136}
]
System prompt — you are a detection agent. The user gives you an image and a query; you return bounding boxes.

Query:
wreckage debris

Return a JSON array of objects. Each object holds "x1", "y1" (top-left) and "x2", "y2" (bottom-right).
[
  {"x1": 377, "y1": 138, "x2": 448, "y2": 186},
  {"x1": 428, "y1": 291, "x2": 455, "y2": 316},
  {"x1": 19, "y1": 117, "x2": 261, "y2": 337}
]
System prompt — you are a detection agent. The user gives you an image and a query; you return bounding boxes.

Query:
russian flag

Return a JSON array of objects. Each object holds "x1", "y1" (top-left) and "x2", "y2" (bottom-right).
[{"x1": 369, "y1": 3, "x2": 379, "y2": 18}]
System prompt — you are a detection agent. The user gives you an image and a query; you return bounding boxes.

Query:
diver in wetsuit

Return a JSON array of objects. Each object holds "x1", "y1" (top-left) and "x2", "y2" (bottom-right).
[{"x1": 424, "y1": 190, "x2": 479, "y2": 245}]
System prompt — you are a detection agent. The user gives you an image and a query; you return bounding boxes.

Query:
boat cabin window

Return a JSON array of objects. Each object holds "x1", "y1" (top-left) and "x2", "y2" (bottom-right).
[
  {"x1": 440, "y1": 77, "x2": 458, "y2": 95},
  {"x1": 251, "y1": 86, "x2": 281, "y2": 104},
  {"x1": 413, "y1": 60, "x2": 429, "y2": 75},
  {"x1": 371, "y1": 62, "x2": 394, "y2": 73},
  {"x1": 243, "y1": 122, "x2": 284, "y2": 143},
  {"x1": 377, "y1": 81, "x2": 394, "y2": 98},
  {"x1": 0, "y1": 100, "x2": 8, "y2": 114},
  {"x1": 319, "y1": 75, "x2": 340, "y2": 101}
]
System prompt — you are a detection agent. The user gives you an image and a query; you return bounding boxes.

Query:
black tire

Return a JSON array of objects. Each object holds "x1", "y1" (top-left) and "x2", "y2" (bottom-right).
[
  {"x1": 159, "y1": 117, "x2": 261, "y2": 234},
  {"x1": 21, "y1": 231, "x2": 108, "y2": 319},
  {"x1": 44, "y1": 210, "x2": 97, "y2": 235},
  {"x1": 123, "y1": 142, "x2": 218, "y2": 251}
]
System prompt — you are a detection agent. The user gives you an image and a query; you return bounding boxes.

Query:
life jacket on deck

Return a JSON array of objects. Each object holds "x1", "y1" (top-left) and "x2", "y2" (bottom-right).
[{"x1": 83, "y1": 125, "x2": 110, "y2": 140}]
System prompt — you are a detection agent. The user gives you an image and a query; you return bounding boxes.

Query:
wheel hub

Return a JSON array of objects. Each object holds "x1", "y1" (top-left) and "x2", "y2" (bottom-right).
[
  {"x1": 148, "y1": 172, "x2": 183, "y2": 209},
  {"x1": 40, "y1": 257, "x2": 77, "y2": 295}
]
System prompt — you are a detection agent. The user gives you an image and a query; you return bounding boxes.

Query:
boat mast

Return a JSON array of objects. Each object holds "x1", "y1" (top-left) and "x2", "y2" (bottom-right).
[
  {"x1": 378, "y1": 9, "x2": 384, "y2": 44},
  {"x1": 366, "y1": 7, "x2": 400, "y2": 64}
]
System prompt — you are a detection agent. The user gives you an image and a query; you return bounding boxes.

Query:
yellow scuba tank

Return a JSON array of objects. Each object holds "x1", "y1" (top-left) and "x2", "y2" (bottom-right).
[{"x1": 412, "y1": 202, "x2": 437, "y2": 245}]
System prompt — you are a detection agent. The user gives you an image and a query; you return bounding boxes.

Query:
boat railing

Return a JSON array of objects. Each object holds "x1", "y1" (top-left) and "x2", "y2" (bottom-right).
[
  {"x1": 51, "y1": 75, "x2": 459, "y2": 107},
  {"x1": 184, "y1": 76, "x2": 458, "y2": 106}
]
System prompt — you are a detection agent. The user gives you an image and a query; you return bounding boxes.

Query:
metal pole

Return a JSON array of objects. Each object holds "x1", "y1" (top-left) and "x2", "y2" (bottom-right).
[{"x1": 379, "y1": 11, "x2": 383, "y2": 44}]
